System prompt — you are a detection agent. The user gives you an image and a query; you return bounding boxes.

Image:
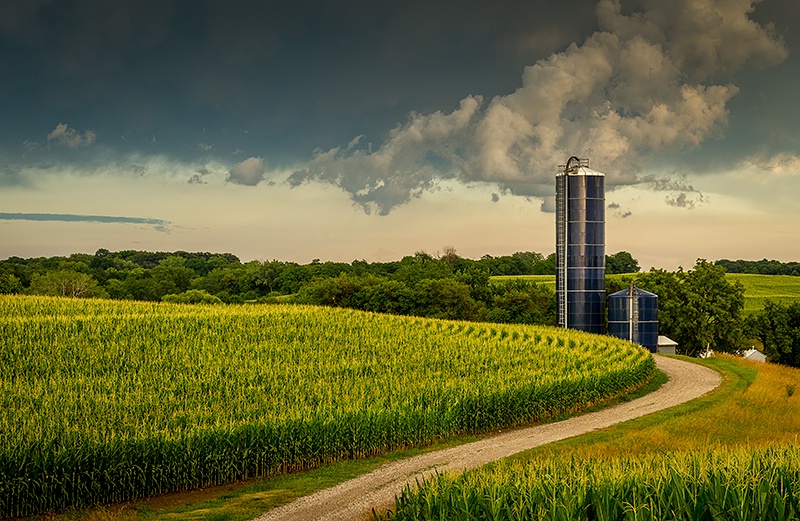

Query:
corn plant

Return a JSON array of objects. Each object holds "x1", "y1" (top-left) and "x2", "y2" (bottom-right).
[
  {"x1": 0, "y1": 295, "x2": 653, "y2": 518},
  {"x1": 383, "y1": 446, "x2": 800, "y2": 520}
]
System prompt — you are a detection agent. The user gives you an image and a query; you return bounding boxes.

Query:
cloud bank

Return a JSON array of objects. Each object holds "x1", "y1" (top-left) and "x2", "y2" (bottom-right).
[
  {"x1": 287, "y1": 0, "x2": 787, "y2": 214},
  {"x1": 0, "y1": 213, "x2": 170, "y2": 232}
]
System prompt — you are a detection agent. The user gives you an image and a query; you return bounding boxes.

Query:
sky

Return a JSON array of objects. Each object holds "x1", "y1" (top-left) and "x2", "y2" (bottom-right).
[{"x1": 1, "y1": 0, "x2": 799, "y2": 270}]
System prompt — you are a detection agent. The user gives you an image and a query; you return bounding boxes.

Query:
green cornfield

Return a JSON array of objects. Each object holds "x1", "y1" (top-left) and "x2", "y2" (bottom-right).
[
  {"x1": 384, "y1": 446, "x2": 800, "y2": 520},
  {"x1": 0, "y1": 295, "x2": 653, "y2": 518}
]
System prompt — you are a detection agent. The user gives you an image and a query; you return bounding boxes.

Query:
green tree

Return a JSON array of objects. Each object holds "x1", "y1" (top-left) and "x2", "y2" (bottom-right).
[
  {"x1": 606, "y1": 251, "x2": 640, "y2": 274},
  {"x1": 28, "y1": 270, "x2": 107, "y2": 298},
  {"x1": 748, "y1": 301, "x2": 800, "y2": 367},
  {"x1": 0, "y1": 271, "x2": 23, "y2": 294},
  {"x1": 245, "y1": 260, "x2": 286, "y2": 295},
  {"x1": 294, "y1": 274, "x2": 363, "y2": 307},
  {"x1": 636, "y1": 260, "x2": 744, "y2": 357},
  {"x1": 151, "y1": 257, "x2": 196, "y2": 296},
  {"x1": 682, "y1": 260, "x2": 745, "y2": 355},
  {"x1": 482, "y1": 279, "x2": 556, "y2": 325},
  {"x1": 355, "y1": 279, "x2": 415, "y2": 314},
  {"x1": 412, "y1": 278, "x2": 479, "y2": 320},
  {"x1": 162, "y1": 289, "x2": 223, "y2": 304},
  {"x1": 533, "y1": 253, "x2": 557, "y2": 275},
  {"x1": 393, "y1": 252, "x2": 451, "y2": 286}
]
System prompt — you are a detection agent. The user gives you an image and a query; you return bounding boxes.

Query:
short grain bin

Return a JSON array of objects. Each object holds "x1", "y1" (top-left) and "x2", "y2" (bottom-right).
[{"x1": 608, "y1": 284, "x2": 658, "y2": 353}]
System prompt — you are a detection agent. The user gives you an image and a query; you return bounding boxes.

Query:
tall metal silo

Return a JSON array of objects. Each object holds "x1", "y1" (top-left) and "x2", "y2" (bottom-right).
[
  {"x1": 608, "y1": 284, "x2": 659, "y2": 352},
  {"x1": 556, "y1": 156, "x2": 605, "y2": 334}
]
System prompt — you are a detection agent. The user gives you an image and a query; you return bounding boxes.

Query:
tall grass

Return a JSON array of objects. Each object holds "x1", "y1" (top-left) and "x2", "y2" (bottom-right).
[
  {"x1": 385, "y1": 446, "x2": 800, "y2": 520},
  {"x1": 382, "y1": 356, "x2": 800, "y2": 520},
  {"x1": 0, "y1": 295, "x2": 653, "y2": 518}
]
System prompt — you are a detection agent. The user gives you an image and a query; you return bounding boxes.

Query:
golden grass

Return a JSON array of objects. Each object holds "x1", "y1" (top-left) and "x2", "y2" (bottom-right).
[{"x1": 515, "y1": 354, "x2": 800, "y2": 463}]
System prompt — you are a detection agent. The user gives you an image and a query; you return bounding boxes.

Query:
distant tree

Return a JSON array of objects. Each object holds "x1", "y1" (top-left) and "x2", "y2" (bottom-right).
[
  {"x1": 151, "y1": 257, "x2": 196, "y2": 296},
  {"x1": 273, "y1": 262, "x2": 313, "y2": 294},
  {"x1": 533, "y1": 253, "x2": 556, "y2": 275},
  {"x1": 294, "y1": 274, "x2": 363, "y2": 307},
  {"x1": 162, "y1": 289, "x2": 222, "y2": 304},
  {"x1": 606, "y1": 251, "x2": 640, "y2": 274},
  {"x1": 293, "y1": 274, "x2": 416, "y2": 315},
  {"x1": 482, "y1": 279, "x2": 556, "y2": 325},
  {"x1": 242, "y1": 260, "x2": 284, "y2": 296},
  {"x1": 748, "y1": 301, "x2": 800, "y2": 367},
  {"x1": 0, "y1": 271, "x2": 22, "y2": 294},
  {"x1": 393, "y1": 252, "x2": 451, "y2": 285},
  {"x1": 440, "y1": 245, "x2": 459, "y2": 270},
  {"x1": 715, "y1": 258, "x2": 800, "y2": 276},
  {"x1": 412, "y1": 278, "x2": 479, "y2": 321},
  {"x1": 117, "y1": 268, "x2": 162, "y2": 301},
  {"x1": 636, "y1": 260, "x2": 745, "y2": 356},
  {"x1": 28, "y1": 270, "x2": 107, "y2": 298},
  {"x1": 355, "y1": 279, "x2": 415, "y2": 315},
  {"x1": 456, "y1": 265, "x2": 492, "y2": 303}
]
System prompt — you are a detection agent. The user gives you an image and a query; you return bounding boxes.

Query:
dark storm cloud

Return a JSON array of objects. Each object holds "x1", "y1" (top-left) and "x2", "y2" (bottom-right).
[
  {"x1": 0, "y1": 0, "x2": 594, "y2": 164},
  {"x1": 0, "y1": 213, "x2": 170, "y2": 232},
  {"x1": 0, "y1": 0, "x2": 793, "y2": 216},
  {"x1": 291, "y1": 0, "x2": 787, "y2": 213}
]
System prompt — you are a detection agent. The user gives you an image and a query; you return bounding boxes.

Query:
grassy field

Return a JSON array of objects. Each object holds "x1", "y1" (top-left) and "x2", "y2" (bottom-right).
[
  {"x1": 0, "y1": 295, "x2": 654, "y2": 519},
  {"x1": 491, "y1": 273, "x2": 800, "y2": 313},
  {"x1": 381, "y1": 355, "x2": 800, "y2": 519},
  {"x1": 726, "y1": 273, "x2": 800, "y2": 313},
  {"x1": 491, "y1": 274, "x2": 556, "y2": 290}
]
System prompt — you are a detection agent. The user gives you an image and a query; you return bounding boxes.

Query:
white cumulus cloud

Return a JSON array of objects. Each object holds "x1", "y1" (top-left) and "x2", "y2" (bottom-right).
[
  {"x1": 288, "y1": 0, "x2": 788, "y2": 213},
  {"x1": 227, "y1": 156, "x2": 266, "y2": 186}
]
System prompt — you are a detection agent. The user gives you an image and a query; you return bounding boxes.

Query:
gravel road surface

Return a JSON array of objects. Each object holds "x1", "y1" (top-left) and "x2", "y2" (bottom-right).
[{"x1": 253, "y1": 355, "x2": 721, "y2": 521}]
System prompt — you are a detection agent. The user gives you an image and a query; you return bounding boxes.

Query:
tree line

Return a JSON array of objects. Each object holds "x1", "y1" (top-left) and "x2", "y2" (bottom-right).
[
  {"x1": 2, "y1": 248, "x2": 798, "y2": 367},
  {"x1": 0, "y1": 248, "x2": 637, "y2": 303},
  {"x1": 715, "y1": 258, "x2": 800, "y2": 276}
]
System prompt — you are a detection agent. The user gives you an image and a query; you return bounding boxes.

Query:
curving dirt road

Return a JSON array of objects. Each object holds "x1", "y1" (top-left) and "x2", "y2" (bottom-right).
[{"x1": 253, "y1": 355, "x2": 721, "y2": 521}]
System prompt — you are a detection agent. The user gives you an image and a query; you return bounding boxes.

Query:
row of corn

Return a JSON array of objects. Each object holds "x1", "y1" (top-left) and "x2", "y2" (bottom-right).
[
  {"x1": 0, "y1": 295, "x2": 653, "y2": 518},
  {"x1": 383, "y1": 445, "x2": 800, "y2": 520}
]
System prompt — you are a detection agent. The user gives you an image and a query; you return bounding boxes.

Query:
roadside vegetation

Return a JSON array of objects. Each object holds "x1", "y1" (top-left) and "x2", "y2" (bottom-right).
[
  {"x1": 380, "y1": 355, "x2": 800, "y2": 520},
  {"x1": 0, "y1": 295, "x2": 654, "y2": 518}
]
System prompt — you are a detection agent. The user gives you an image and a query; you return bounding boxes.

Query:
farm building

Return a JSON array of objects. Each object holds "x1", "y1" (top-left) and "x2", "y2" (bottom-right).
[
  {"x1": 608, "y1": 284, "x2": 659, "y2": 353},
  {"x1": 657, "y1": 336, "x2": 678, "y2": 355},
  {"x1": 555, "y1": 156, "x2": 605, "y2": 334},
  {"x1": 742, "y1": 348, "x2": 767, "y2": 363}
]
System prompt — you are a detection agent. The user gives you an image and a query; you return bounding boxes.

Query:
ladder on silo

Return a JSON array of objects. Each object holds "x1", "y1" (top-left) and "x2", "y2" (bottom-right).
[
  {"x1": 556, "y1": 170, "x2": 568, "y2": 328},
  {"x1": 628, "y1": 282, "x2": 639, "y2": 344}
]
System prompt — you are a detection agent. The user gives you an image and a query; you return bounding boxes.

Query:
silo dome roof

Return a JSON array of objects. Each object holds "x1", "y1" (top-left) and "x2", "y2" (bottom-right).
[{"x1": 609, "y1": 286, "x2": 658, "y2": 299}]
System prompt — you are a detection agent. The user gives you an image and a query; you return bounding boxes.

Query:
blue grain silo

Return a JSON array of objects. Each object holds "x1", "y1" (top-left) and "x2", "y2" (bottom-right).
[
  {"x1": 608, "y1": 284, "x2": 659, "y2": 352},
  {"x1": 555, "y1": 156, "x2": 605, "y2": 334}
]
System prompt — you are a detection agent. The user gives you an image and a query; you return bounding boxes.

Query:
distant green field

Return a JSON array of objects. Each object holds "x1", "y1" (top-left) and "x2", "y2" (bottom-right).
[
  {"x1": 490, "y1": 273, "x2": 800, "y2": 313},
  {"x1": 726, "y1": 273, "x2": 800, "y2": 313},
  {"x1": 491, "y1": 274, "x2": 556, "y2": 288}
]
